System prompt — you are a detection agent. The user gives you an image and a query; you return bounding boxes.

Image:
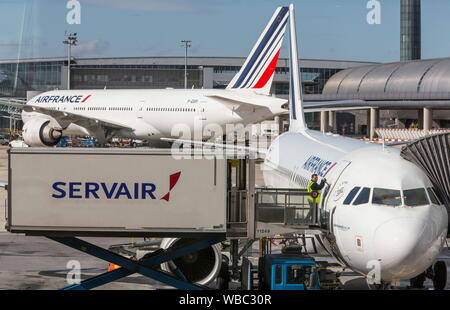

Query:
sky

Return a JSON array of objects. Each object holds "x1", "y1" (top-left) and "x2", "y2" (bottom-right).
[{"x1": 0, "y1": 0, "x2": 449, "y2": 63}]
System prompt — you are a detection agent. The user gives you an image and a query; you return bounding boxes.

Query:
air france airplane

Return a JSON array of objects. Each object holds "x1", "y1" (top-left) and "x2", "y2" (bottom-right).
[
  {"x1": 262, "y1": 4, "x2": 448, "y2": 288},
  {"x1": 173, "y1": 5, "x2": 449, "y2": 289},
  {"x1": 0, "y1": 7, "x2": 289, "y2": 147}
]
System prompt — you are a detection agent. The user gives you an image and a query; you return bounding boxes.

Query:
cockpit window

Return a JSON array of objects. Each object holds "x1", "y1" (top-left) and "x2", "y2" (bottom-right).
[
  {"x1": 427, "y1": 187, "x2": 442, "y2": 205},
  {"x1": 353, "y1": 187, "x2": 371, "y2": 205},
  {"x1": 372, "y1": 188, "x2": 402, "y2": 206},
  {"x1": 404, "y1": 188, "x2": 429, "y2": 207},
  {"x1": 343, "y1": 187, "x2": 361, "y2": 205}
]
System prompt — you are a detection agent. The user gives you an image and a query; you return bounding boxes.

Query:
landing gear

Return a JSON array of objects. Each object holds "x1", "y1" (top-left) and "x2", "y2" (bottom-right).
[
  {"x1": 410, "y1": 261, "x2": 447, "y2": 290},
  {"x1": 409, "y1": 272, "x2": 426, "y2": 289},
  {"x1": 432, "y1": 261, "x2": 447, "y2": 290},
  {"x1": 367, "y1": 281, "x2": 391, "y2": 290}
]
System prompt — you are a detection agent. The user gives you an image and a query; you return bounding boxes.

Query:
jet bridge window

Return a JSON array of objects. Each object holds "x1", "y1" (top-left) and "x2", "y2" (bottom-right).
[
  {"x1": 372, "y1": 188, "x2": 402, "y2": 207},
  {"x1": 353, "y1": 187, "x2": 370, "y2": 205},
  {"x1": 404, "y1": 188, "x2": 429, "y2": 207},
  {"x1": 427, "y1": 187, "x2": 441, "y2": 205},
  {"x1": 343, "y1": 187, "x2": 361, "y2": 205}
]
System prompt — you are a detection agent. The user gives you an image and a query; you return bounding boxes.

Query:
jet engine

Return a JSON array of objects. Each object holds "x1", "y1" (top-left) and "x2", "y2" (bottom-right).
[
  {"x1": 160, "y1": 238, "x2": 222, "y2": 285},
  {"x1": 22, "y1": 118, "x2": 62, "y2": 147}
]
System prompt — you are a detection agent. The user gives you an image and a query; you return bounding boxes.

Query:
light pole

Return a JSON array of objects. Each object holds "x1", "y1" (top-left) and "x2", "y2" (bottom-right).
[
  {"x1": 180, "y1": 40, "x2": 192, "y2": 89},
  {"x1": 63, "y1": 32, "x2": 78, "y2": 90}
]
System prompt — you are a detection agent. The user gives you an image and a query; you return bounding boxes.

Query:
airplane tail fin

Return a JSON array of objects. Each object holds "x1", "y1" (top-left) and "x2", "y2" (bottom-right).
[
  {"x1": 288, "y1": 4, "x2": 307, "y2": 132},
  {"x1": 226, "y1": 6, "x2": 289, "y2": 96}
]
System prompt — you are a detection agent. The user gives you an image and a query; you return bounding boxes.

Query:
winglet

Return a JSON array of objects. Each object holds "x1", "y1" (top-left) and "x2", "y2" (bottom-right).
[
  {"x1": 288, "y1": 4, "x2": 307, "y2": 132},
  {"x1": 227, "y1": 6, "x2": 289, "y2": 96}
]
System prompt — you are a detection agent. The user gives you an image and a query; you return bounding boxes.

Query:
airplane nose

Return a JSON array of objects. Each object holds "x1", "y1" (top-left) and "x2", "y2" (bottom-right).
[{"x1": 373, "y1": 217, "x2": 440, "y2": 280}]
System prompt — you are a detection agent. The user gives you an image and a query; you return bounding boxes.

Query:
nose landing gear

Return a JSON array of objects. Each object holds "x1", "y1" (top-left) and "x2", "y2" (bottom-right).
[
  {"x1": 409, "y1": 261, "x2": 447, "y2": 290},
  {"x1": 431, "y1": 261, "x2": 447, "y2": 290}
]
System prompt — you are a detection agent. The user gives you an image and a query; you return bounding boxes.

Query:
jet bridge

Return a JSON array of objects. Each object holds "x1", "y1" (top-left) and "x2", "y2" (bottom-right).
[{"x1": 400, "y1": 133, "x2": 450, "y2": 235}]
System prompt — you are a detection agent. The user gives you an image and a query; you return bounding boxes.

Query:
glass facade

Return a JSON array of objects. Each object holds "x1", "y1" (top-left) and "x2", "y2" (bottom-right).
[
  {"x1": 72, "y1": 65, "x2": 203, "y2": 90},
  {"x1": 0, "y1": 61, "x2": 64, "y2": 97},
  {"x1": 400, "y1": 0, "x2": 421, "y2": 61},
  {"x1": 274, "y1": 68, "x2": 342, "y2": 95},
  {"x1": 0, "y1": 58, "x2": 345, "y2": 97}
]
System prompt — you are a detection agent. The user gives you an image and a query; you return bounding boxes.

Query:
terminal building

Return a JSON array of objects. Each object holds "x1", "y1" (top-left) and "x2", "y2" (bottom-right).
[
  {"x1": 305, "y1": 57, "x2": 450, "y2": 136},
  {"x1": 0, "y1": 56, "x2": 374, "y2": 130},
  {"x1": 0, "y1": 56, "x2": 373, "y2": 96}
]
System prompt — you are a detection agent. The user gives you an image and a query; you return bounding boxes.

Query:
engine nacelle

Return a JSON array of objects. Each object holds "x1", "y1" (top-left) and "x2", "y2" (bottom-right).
[
  {"x1": 160, "y1": 238, "x2": 222, "y2": 285},
  {"x1": 22, "y1": 118, "x2": 62, "y2": 147}
]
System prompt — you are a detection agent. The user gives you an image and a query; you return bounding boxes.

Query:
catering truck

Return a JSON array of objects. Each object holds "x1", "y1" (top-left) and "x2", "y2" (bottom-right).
[{"x1": 5, "y1": 147, "x2": 327, "y2": 290}]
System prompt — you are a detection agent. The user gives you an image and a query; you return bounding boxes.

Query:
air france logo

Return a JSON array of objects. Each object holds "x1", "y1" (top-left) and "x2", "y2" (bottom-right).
[
  {"x1": 34, "y1": 94, "x2": 92, "y2": 104},
  {"x1": 51, "y1": 171, "x2": 182, "y2": 202},
  {"x1": 302, "y1": 156, "x2": 334, "y2": 177}
]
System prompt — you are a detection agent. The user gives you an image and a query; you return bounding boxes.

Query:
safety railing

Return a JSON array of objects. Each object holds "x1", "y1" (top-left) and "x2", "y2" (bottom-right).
[{"x1": 255, "y1": 188, "x2": 318, "y2": 227}]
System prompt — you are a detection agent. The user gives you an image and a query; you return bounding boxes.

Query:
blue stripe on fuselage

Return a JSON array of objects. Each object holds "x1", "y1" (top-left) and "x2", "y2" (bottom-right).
[
  {"x1": 242, "y1": 18, "x2": 288, "y2": 88},
  {"x1": 232, "y1": 6, "x2": 289, "y2": 88}
]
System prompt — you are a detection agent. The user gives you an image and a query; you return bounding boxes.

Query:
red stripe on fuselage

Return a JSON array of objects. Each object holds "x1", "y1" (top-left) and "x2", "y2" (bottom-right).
[
  {"x1": 252, "y1": 49, "x2": 281, "y2": 89},
  {"x1": 323, "y1": 162, "x2": 337, "y2": 178},
  {"x1": 81, "y1": 95, "x2": 92, "y2": 103}
]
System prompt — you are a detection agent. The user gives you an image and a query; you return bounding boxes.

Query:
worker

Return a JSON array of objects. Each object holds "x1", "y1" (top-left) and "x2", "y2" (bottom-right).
[{"x1": 306, "y1": 174, "x2": 326, "y2": 222}]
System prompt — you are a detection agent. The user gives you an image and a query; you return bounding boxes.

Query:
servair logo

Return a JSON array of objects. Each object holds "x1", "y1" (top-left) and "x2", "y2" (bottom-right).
[
  {"x1": 51, "y1": 171, "x2": 182, "y2": 202},
  {"x1": 34, "y1": 94, "x2": 92, "y2": 104}
]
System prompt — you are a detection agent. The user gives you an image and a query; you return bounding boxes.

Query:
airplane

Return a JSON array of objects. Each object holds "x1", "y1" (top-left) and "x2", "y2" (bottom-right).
[
  {"x1": 171, "y1": 4, "x2": 449, "y2": 289},
  {"x1": 266, "y1": 4, "x2": 449, "y2": 289},
  {"x1": 0, "y1": 7, "x2": 290, "y2": 147}
]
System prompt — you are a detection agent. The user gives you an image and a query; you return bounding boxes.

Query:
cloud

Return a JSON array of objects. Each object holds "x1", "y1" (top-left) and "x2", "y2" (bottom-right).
[
  {"x1": 72, "y1": 39, "x2": 109, "y2": 56},
  {"x1": 79, "y1": 0, "x2": 219, "y2": 14},
  {"x1": 0, "y1": 41, "x2": 21, "y2": 58}
]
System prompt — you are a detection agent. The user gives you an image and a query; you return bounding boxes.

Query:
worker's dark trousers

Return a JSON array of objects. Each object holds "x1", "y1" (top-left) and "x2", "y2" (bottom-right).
[{"x1": 306, "y1": 201, "x2": 315, "y2": 222}]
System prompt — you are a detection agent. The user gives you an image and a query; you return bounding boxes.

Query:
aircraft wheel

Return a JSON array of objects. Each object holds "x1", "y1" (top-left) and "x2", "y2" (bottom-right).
[
  {"x1": 409, "y1": 272, "x2": 426, "y2": 289},
  {"x1": 433, "y1": 261, "x2": 447, "y2": 290}
]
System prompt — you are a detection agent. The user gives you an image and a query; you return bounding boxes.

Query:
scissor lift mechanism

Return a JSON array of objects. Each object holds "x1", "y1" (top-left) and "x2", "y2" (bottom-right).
[{"x1": 49, "y1": 236, "x2": 225, "y2": 290}]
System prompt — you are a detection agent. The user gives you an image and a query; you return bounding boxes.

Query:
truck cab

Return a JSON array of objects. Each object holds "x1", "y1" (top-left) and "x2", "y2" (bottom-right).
[{"x1": 258, "y1": 254, "x2": 320, "y2": 290}]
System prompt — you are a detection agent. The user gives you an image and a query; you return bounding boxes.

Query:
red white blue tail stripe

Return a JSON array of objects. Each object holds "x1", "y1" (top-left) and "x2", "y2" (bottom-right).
[{"x1": 227, "y1": 6, "x2": 289, "y2": 95}]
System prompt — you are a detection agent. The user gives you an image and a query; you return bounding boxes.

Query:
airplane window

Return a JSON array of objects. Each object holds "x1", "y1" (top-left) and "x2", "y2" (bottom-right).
[
  {"x1": 404, "y1": 188, "x2": 429, "y2": 207},
  {"x1": 372, "y1": 188, "x2": 402, "y2": 207},
  {"x1": 427, "y1": 187, "x2": 441, "y2": 205},
  {"x1": 353, "y1": 187, "x2": 371, "y2": 205},
  {"x1": 343, "y1": 187, "x2": 361, "y2": 205}
]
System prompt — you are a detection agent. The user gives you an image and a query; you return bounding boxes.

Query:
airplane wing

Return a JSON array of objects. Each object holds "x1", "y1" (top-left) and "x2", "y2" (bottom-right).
[
  {"x1": 302, "y1": 99, "x2": 373, "y2": 112},
  {"x1": 303, "y1": 105, "x2": 373, "y2": 113},
  {"x1": 0, "y1": 99, "x2": 133, "y2": 131},
  {"x1": 205, "y1": 93, "x2": 286, "y2": 115},
  {"x1": 160, "y1": 137, "x2": 267, "y2": 158},
  {"x1": 303, "y1": 98, "x2": 450, "y2": 110}
]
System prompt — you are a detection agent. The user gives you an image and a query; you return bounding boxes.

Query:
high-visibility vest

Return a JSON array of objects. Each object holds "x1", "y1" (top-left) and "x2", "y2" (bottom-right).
[{"x1": 307, "y1": 181, "x2": 321, "y2": 204}]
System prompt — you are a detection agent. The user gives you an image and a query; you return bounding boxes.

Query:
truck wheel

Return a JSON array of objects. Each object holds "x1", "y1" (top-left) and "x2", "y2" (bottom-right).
[{"x1": 433, "y1": 261, "x2": 447, "y2": 290}]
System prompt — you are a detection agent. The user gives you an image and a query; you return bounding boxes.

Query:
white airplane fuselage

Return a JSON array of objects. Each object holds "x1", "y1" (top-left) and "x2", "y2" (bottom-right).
[
  {"x1": 263, "y1": 130, "x2": 448, "y2": 282},
  {"x1": 22, "y1": 89, "x2": 286, "y2": 142}
]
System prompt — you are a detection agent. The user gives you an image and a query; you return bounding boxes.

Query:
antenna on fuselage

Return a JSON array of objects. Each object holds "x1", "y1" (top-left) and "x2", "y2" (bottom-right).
[{"x1": 288, "y1": 4, "x2": 307, "y2": 132}]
